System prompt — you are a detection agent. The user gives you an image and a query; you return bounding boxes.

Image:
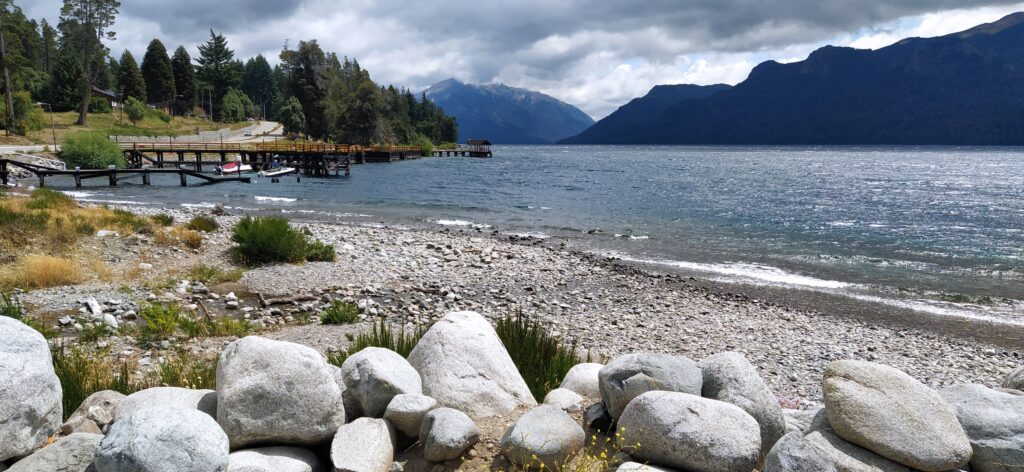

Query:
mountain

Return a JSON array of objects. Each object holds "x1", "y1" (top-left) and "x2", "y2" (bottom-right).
[
  {"x1": 425, "y1": 79, "x2": 595, "y2": 144},
  {"x1": 561, "y1": 12, "x2": 1024, "y2": 145},
  {"x1": 560, "y1": 84, "x2": 731, "y2": 144}
]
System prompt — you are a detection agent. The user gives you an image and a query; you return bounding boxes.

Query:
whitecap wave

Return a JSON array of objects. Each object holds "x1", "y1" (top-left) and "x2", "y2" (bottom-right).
[
  {"x1": 181, "y1": 202, "x2": 216, "y2": 209},
  {"x1": 614, "y1": 254, "x2": 853, "y2": 289},
  {"x1": 434, "y1": 219, "x2": 492, "y2": 228},
  {"x1": 508, "y1": 231, "x2": 550, "y2": 239},
  {"x1": 255, "y1": 195, "x2": 297, "y2": 203},
  {"x1": 61, "y1": 190, "x2": 97, "y2": 198}
]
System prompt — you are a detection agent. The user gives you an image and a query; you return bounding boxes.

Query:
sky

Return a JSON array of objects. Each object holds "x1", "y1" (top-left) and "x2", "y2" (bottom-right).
[{"x1": 23, "y1": 0, "x2": 1024, "y2": 119}]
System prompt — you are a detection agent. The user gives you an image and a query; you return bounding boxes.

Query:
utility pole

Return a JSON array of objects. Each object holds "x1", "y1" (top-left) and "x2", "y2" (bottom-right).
[{"x1": 0, "y1": 6, "x2": 14, "y2": 137}]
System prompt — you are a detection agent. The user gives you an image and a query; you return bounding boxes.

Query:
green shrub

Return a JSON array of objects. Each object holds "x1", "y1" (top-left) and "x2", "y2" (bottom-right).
[
  {"x1": 186, "y1": 215, "x2": 219, "y2": 232},
  {"x1": 109, "y1": 208, "x2": 154, "y2": 234},
  {"x1": 52, "y1": 344, "x2": 141, "y2": 420},
  {"x1": 78, "y1": 322, "x2": 110, "y2": 343},
  {"x1": 304, "y1": 239, "x2": 337, "y2": 262},
  {"x1": 230, "y1": 215, "x2": 308, "y2": 265},
  {"x1": 187, "y1": 264, "x2": 243, "y2": 284},
  {"x1": 327, "y1": 319, "x2": 428, "y2": 366},
  {"x1": 156, "y1": 110, "x2": 172, "y2": 123},
  {"x1": 88, "y1": 97, "x2": 112, "y2": 113},
  {"x1": 61, "y1": 131, "x2": 124, "y2": 169},
  {"x1": 139, "y1": 302, "x2": 184, "y2": 341},
  {"x1": 124, "y1": 97, "x2": 145, "y2": 124},
  {"x1": 151, "y1": 213, "x2": 174, "y2": 226},
  {"x1": 0, "y1": 91, "x2": 44, "y2": 134},
  {"x1": 496, "y1": 311, "x2": 591, "y2": 402},
  {"x1": 321, "y1": 300, "x2": 359, "y2": 325}
]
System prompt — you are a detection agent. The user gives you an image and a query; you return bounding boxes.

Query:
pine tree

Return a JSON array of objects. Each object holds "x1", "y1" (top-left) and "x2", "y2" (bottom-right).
[
  {"x1": 40, "y1": 19, "x2": 56, "y2": 74},
  {"x1": 43, "y1": 48, "x2": 81, "y2": 110},
  {"x1": 140, "y1": 38, "x2": 174, "y2": 106},
  {"x1": 59, "y1": 0, "x2": 120, "y2": 125},
  {"x1": 241, "y1": 54, "x2": 273, "y2": 118},
  {"x1": 170, "y1": 45, "x2": 195, "y2": 115},
  {"x1": 195, "y1": 30, "x2": 239, "y2": 120},
  {"x1": 117, "y1": 49, "x2": 144, "y2": 102}
]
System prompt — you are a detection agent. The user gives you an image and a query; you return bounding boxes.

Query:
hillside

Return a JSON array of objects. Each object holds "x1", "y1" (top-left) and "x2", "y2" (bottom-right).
[
  {"x1": 425, "y1": 79, "x2": 594, "y2": 144},
  {"x1": 562, "y1": 12, "x2": 1024, "y2": 145}
]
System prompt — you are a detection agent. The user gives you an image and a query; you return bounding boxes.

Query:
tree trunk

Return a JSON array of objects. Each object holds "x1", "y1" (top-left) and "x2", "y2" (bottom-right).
[
  {"x1": 0, "y1": 11, "x2": 13, "y2": 136},
  {"x1": 77, "y1": 42, "x2": 91, "y2": 126}
]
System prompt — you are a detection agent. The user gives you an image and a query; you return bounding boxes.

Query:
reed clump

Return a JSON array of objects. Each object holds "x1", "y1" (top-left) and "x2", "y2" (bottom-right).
[{"x1": 496, "y1": 311, "x2": 591, "y2": 402}]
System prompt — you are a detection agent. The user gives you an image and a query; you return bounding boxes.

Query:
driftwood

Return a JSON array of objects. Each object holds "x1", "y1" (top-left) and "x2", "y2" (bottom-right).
[{"x1": 260, "y1": 293, "x2": 319, "y2": 307}]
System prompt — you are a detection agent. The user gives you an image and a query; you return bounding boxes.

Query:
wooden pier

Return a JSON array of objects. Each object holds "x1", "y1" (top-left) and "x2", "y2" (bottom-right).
[
  {"x1": 431, "y1": 141, "x2": 493, "y2": 158},
  {"x1": 1, "y1": 159, "x2": 251, "y2": 187}
]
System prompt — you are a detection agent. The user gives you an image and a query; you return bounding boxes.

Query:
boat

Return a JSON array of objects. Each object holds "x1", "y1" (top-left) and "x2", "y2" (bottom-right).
[
  {"x1": 216, "y1": 162, "x2": 252, "y2": 175},
  {"x1": 258, "y1": 164, "x2": 297, "y2": 177}
]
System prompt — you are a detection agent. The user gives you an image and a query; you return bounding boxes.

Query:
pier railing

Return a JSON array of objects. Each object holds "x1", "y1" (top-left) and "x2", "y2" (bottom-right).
[{"x1": 117, "y1": 142, "x2": 423, "y2": 154}]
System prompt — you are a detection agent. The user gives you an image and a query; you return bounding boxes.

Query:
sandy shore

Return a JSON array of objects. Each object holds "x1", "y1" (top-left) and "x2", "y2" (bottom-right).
[{"x1": 20, "y1": 204, "x2": 1023, "y2": 405}]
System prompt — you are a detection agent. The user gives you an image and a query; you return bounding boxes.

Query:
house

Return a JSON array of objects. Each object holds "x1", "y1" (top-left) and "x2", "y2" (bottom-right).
[
  {"x1": 465, "y1": 139, "x2": 493, "y2": 157},
  {"x1": 90, "y1": 86, "x2": 120, "y2": 109}
]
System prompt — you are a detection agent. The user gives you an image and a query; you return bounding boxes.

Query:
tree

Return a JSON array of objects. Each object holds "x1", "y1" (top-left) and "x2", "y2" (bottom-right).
[
  {"x1": 123, "y1": 95, "x2": 143, "y2": 124},
  {"x1": 116, "y1": 50, "x2": 144, "y2": 102},
  {"x1": 40, "y1": 19, "x2": 56, "y2": 74},
  {"x1": 59, "y1": 0, "x2": 120, "y2": 125},
  {"x1": 141, "y1": 38, "x2": 174, "y2": 105},
  {"x1": 219, "y1": 88, "x2": 253, "y2": 123},
  {"x1": 279, "y1": 40, "x2": 329, "y2": 138},
  {"x1": 241, "y1": 54, "x2": 273, "y2": 118},
  {"x1": 195, "y1": 30, "x2": 239, "y2": 120},
  {"x1": 278, "y1": 96, "x2": 304, "y2": 135},
  {"x1": 42, "y1": 48, "x2": 82, "y2": 110},
  {"x1": 170, "y1": 45, "x2": 195, "y2": 115}
]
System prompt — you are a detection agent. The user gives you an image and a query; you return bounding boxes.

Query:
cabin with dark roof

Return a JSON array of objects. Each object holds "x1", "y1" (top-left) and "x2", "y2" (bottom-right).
[{"x1": 91, "y1": 86, "x2": 120, "y2": 109}]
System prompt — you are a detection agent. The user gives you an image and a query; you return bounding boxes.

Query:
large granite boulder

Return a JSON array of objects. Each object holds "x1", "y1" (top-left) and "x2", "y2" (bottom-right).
[
  {"x1": 763, "y1": 432, "x2": 837, "y2": 472},
  {"x1": 802, "y1": 409, "x2": 912, "y2": 472},
  {"x1": 501, "y1": 404, "x2": 587, "y2": 470},
  {"x1": 329, "y1": 418, "x2": 395, "y2": 472},
  {"x1": 598, "y1": 352, "x2": 702, "y2": 418},
  {"x1": 226, "y1": 446, "x2": 322, "y2": 472},
  {"x1": 543, "y1": 388, "x2": 585, "y2": 412},
  {"x1": 407, "y1": 311, "x2": 535, "y2": 418},
  {"x1": 823, "y1": 360, "x2": 971, "y2": 471},
  {"x1": 216, "y1": 336, "x2": 346, "y2": 448},
  {"x1": 6, "y1": 433, "x2": 102, "y2": 472},
  {"x1": 1003, "y1": 367, "x2": 1024, "y2": 392},
  {"x1": 117, "y1": 386, "x2": 217, "y2": 418},
  {"x1": 940, "y1": 383, "x2": 1024, "y2": 472},
  {"x1": 0, "y1": 317, "x2": 62, "y2": 462},
  {"x1": 700, "y1": 352, "x2": 787, "y2": 458},
  {"x1": 384, "y1": 394, "x2": 437, "y2": 438},
  {"x1": 559, "y1": 363, "x2": 604, "y2": 399},
  {"x1": 341, "y1": 347, "x2": 422, "y2": 418},
  {"x1": 618, "y1": 391, "x2": 761, "y2": 472},
  {"x1": 420, "y1": 407, "x2": 480, "y2": 462},
  {"x1": 94, "y1": 406, "x2": 230, "y2": 472}
]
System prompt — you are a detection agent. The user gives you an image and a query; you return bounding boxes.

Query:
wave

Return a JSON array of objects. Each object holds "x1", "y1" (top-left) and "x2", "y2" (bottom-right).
[
  {"x1": 507, "y1": 231, "x2": 550, "y2": 239},
  {"x1": 434, "y1": 219, "x2": 492, "y2": 229},
  {"x1": 77, "y1": 198, "x2": 153, "y2": 205},
  {"x1": 181, "y1": 202, "x2": 216, "y2": 209},
  {"x1": 611, "y1": 254, "x2": 854, "y2": 289},
  {"x1": 614, "y1": 234, "x2": 650, "y2": 240},
  {"x1": 255, "y1": 196, "x2": 297, "y2": 203},
  {"x1": 61, "y1": 190, "x2": 97, "y2": 198}
]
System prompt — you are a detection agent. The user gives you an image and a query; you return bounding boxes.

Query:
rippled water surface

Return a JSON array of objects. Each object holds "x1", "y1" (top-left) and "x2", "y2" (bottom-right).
[{"x1": 51, "y1": 145, "x2": 1024, "y2": 323}]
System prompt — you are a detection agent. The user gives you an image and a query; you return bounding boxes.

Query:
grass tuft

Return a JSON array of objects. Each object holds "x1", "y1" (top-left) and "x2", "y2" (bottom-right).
[
  {"x1": 230, "y1": 215, "x2": 336, "y2": 265},
  {"x1": 186, "y1": 264, "x2": 243, "y2": 285},
  {"x1": 321, "y1": 300, "x2": 359, "y2": 325},
  {"x1": 150, "y1": 213, "x2": 174, "y2": 226},
  {"x1": 185, "y1": 215, "x2": 219, "y2": 233},
  {"x1": 25, "y1": 188, "x2": 75, "y2": 210},
  {"x1": 496, "y1": 311, "x2": 591, "y2": 402},
  {"x1": 327, "y1": 319, "x2": 428, "y2": 366},
  {"x1": 0, "y1": 254, "x2": 84, "y2": 290}
]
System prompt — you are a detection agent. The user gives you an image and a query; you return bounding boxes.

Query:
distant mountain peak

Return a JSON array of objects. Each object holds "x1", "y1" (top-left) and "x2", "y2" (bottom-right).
[
  {"x1": 426, "y1": 79, "x2": 594, "y2": 144},
  {"x1": 954, "y1": 11, "x2": 1024, "y2": 38}
]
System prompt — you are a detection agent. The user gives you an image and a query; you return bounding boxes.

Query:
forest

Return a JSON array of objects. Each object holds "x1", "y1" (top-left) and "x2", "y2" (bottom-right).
[{"x1": 0, "y1": 0, "x2": 457, "y2": 145}]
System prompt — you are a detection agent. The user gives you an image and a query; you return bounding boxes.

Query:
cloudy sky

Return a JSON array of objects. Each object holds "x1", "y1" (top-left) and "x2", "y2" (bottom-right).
[{"x1": 24, "y1": 0, "x2": 1024, "y2": 118}]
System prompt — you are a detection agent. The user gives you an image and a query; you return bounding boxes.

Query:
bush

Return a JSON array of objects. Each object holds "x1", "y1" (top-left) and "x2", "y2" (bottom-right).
[
  {"x1": 156, "y1": 110, "x2": 172, "y2": 123},
  {"x1": 169, "y1": 226, "x2": 202, "y2": 249},
  {"x1": 151, "y1": 213, "x2": 174, "y2": 226},
  {"x1": 88, "y1": 97, "x2": 112, "y2": 113},
  {"x1": 185, "y1": 215, "x2": 219, "y2": 232},
  {"x1": 52, "y1": 344, "x2": 141, "y2": 421},
  {"x1": 230, "y1": 215, "x2": 308, "y2": 265},
  {"x1": 109, "y1": 208, "x2": 154, "y2": 234},
  {"x1": 139, "y1": 302, "x2": 183, "y2": 341},
  {"x1": 304, "y1": 239, "x2": 337, "y2": 262},
  {"x1": 61, "y1": 131, "x2": 124, "y2": 169},
  {"x1": 124, "y1": 97, "x2": 145, "y2": 124},
  {"x1": 321, "y1": 300, "x2": 359, "y2": 325},
  {"x1": 0, "y1": 91, "x2": 44, "y2": 135},
  {"x1": 0, "y1": 255, "x2": 84, "y2": 290},
  {"x1": 187, "y1": 264, "x2": 243, "y2": 285},
  {"x1": 326, "y1": 319, "x2": 428, "y2": 367},
  {"x1": 25, "y1": 188, "x2": 75, "y2": 210},
  {"x1": 496, "y1": 311, "x2": 591, "y2": 402}
]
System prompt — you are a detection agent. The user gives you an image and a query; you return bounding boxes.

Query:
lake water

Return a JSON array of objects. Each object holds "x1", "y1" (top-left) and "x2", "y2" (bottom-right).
[{"x1": 52, "y1": 145, "x2": 1024, "y2": 324}]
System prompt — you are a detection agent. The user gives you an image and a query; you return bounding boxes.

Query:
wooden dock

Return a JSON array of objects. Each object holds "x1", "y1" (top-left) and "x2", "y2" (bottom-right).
[
  {"x1": 1, "y1": 159, "x2": 251, "y2": 187},
  {"x1": 431, "y1": 144, "x2": 492, "y2": 158}
]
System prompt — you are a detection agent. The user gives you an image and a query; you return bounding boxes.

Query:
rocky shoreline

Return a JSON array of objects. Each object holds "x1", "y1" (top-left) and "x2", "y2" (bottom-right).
[{"x1": 17, "y1": 204, "x2": 1023, "y2": 403}]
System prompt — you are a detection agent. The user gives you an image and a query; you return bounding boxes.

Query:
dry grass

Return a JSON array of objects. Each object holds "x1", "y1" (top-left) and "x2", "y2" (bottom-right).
[{"x1": 0, "y1": 254, "x2": 84, "y2": 290}]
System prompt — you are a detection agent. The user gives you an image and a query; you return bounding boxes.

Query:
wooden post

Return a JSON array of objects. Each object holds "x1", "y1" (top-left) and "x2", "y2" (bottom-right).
[
  {"x1": 108, "y1": 165, "x2": 117, "y2": 186},
  {"x1": 1, "y1": 159, "x2": 7, "y2": 186},
  {"x1": 179, "y1": 171, "x2": 187, "y2": 187},
  {"x1": 74, "y1": 167, "x2": 82, "y2": 188},
  {"x1": 38, "y1": 174, "x2": 44, "y2": 187},
  {"x1": 142, "y1": 167, "x2": 150, "y2": 185}
]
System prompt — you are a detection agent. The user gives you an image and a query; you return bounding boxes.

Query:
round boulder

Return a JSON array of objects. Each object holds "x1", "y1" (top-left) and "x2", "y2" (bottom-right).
[
  {"x1": 823, "y1": 360, "x2": 971, "y2": 471},
  {"x1": 384, "y1": 394, "x2": 437, "y2": 438},
  {"x1": 501, "y1": 404, "x2": 586, "y2": 470},
  {"x1": 1003, "y1": 366, "x2": 1024, "y2": 392},
  {"x1": 216, "y1": 336, "x2": 346, "y2": 448},
  {"x1": 407, "y1": 311, "x2": 535, "y2": 418},
  {"x1": 420, "y1": 408, "x2": 480, "y2": 462},
  {"x1": 7, "y1": 433, "x2": 102, "y2": 472},
  {"x1": 619, "y1": 391, "x2": 761, "y2": 472},
  {"x1": 559, "y1": 363, "x2": 604, "y2": 399},
  {"x1": 226, "y1": 446, "x2": 322, "y2": 472},
  {"x1": 598, "y1": 352, "x2": 702, "y2": 419},
  {"x1": 762, "y1": 432, "x2": 837, "y2": 472},
  {"x1": 94, "y1": 406, "x2": 230, "y2": 472},
  {"x1": 0, "y1": 317, "x2": 62, "y2": 462},
  {"x1": 117, "y1": 386, "x2": 217, "y2": 418},
  {"x1": 700, "y1": 352, "x2": 786, "y2": 458},
  {"x1": 329, "y1": 418, "x2": 395, "y2": 472},
  {"x1": 543, "y1": 388, "x2": 585, "y2": 412},
  {"x1": 341, "y1": 347, "x2": 422, "y2": 418},
  {"x1": 940, "y1": 383, "x2": 1024, "y2": 472},
  {"x1": 61, "y1": 390, "x2": 124, "y2": 435}
]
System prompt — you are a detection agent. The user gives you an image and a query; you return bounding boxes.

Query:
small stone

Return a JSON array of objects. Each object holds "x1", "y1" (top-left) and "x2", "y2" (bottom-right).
[
  {"x1": 226, "y1": 446, "x2": 322, "y2": 472},
  {"x1": 330, "y1": 418, "x2": 395, "y2": 472},
  {"x1": 543, "y1": 388, "x2": 585, "y2": 412},
  {"x1": 421, "y1": 407, "x2": 480, "y2": 462},
  {"x1": 138, "y1": 262, "x2": 153, "y2": 270},
  {"x1": 384, "y1": 394, "x2": 437, "y2": 438}
]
